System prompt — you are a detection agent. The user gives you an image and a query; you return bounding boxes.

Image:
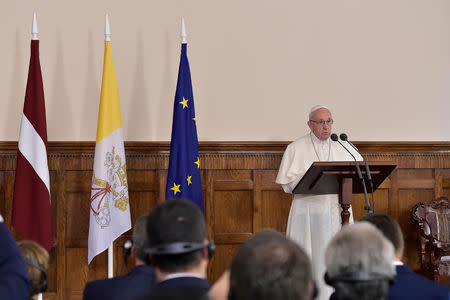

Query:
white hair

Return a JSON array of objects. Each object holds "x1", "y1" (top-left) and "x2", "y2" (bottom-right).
[
  {"x1": 309, "y1": 105, "x2": 331, "y2": 120},
  {"x1": 325, "y1": 222, "x2": 395, "y2": 278}
]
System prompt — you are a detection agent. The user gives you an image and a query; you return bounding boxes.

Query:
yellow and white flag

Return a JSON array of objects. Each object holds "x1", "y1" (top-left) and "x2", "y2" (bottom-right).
[{"x1": 88, "y1": 40, "x2": 131, "y2": 264}]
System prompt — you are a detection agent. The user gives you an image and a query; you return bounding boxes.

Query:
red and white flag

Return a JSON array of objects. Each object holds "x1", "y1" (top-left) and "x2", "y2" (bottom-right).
[{"x1": 12, "y1": 30, "x2": 53, "y2": 251}]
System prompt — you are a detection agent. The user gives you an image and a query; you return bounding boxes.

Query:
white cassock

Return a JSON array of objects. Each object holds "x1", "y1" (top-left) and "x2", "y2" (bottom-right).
[{"x1": 276, "y1": 132, "x2": 362, "y2": 300}]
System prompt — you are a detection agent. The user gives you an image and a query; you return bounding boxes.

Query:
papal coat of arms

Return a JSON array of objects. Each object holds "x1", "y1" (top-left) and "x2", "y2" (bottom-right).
[{"x1": 90, "y1": 147, "x2": 129, "y2": 228}]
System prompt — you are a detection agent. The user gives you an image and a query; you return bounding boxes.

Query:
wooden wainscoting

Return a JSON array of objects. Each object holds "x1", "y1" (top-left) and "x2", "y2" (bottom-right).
[{"x1": 0, "y1": 141, "x2": 449, "y2": 300}]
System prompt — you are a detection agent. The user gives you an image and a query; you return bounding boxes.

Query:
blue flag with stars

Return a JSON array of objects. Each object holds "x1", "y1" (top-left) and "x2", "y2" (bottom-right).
[{"x1": 165, "y1": 43, "x2": 203, "y2": 212}]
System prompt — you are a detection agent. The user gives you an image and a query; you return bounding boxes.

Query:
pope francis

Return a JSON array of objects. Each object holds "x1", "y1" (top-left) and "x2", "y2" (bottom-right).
[{"x1": 276, "y1": 105, "x2": 362, "y2": 300}]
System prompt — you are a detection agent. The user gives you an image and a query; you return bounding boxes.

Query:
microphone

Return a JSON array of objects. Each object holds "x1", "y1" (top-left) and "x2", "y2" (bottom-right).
[
  {"x1": 330, "y1": 134, "x2": 372, "y2": 213},
  {"x1": 340, "y1": 133, "x2": 375, "y2": 211}
]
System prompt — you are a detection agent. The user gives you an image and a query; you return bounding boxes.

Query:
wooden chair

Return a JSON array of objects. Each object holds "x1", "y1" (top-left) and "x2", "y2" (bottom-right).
[{"x1": 412, "y1": 197, "x2": 450, "y2": 282}]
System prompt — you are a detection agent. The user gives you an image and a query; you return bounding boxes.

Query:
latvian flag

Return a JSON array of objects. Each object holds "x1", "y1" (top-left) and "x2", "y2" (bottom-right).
[{"x1": 12, "y1": 39, "x2": 53, "y2": 252}]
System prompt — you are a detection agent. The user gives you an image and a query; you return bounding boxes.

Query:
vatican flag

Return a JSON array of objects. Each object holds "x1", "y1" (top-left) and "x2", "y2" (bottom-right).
[{"x1": 88, "y1": 39, "x2": 131, "y2": 264}]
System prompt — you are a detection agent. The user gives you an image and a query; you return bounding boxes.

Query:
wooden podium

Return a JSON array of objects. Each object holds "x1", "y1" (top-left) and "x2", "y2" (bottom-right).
[{"x1": 293, "y1": 161, "x2": 396, "y2": 225}]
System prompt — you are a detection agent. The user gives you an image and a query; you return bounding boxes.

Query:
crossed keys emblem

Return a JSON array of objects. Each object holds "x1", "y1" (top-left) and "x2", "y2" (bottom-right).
[{"x1": 90, "y1": 148, "x2": 129, "y2": 228}]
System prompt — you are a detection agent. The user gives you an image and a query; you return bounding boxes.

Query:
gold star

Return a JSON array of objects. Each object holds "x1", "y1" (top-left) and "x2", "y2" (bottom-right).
[
  {"x1": 187, "y1": 175, "x2": 192, "y2": 185},
  {"x1": 179, "y1": 97, "x2": 189, "y2": 109},
  {"x1": 194, "y1": 157, "x2": 200, "y2": 168},
  {"x1": 193, "y1": 117, "x2": 196, "y2": 121},
  {"x1": 170, "y1": 182, "x2": 181, "y2": 195}
]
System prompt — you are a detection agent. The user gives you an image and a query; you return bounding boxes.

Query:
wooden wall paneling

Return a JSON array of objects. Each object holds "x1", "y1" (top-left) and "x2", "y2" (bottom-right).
[
  {"x1": 0, "y1": 171, "x2": 5, "y2": 223},
  {"x1": 206, "y1": 170, "x2": 247, "y2": 284},
  {"x1": 399, "y1": 189, "x2": 434, "y2": 271},
  {"x1": 388, "y1": 169, "x2": 400, "y2": 220},
  {"x1": 65, "y1": 182, "x2": 90, "y2": 248},
  {"x1": 435, "y1": 169, "x2": 450, "y2": 199},
  {"x1": 396, "y1": 169, "x2": 434, "y2": 224},
  {"x1": 0, "y1": 142, "x2": 449, "y2": 299},
  {"x1": 259, "y1": 170, "x2": 290, "y2": 232},
  {"x1": 205, "y1": 170, "x2": 215, "y2": 242},
  {"x1": 205, "y1": 169, "x2": 217, "y2": 281},
  {"x1": 157, "y1": 170, "x2": 167, "y2": 205},
  {"x1": 396, "y1": 169, "x2": 435, "y2": 271},
  {"x1": 212, "y1": 170, "x2": 253, "y2": 235},
  {"x1": 252, "y1": 170, "x2": 262, "y2": 233},
  {"x1": 260, "y1": 190, "x2": 291, "y2": 232},
  {"x1": 213, "y1": 190, "x2": 252, "y2": 234},
  {"x1": 351, "y1": 171, "x2": 391, "y2": 220},
  {"x1": 351, "y1": 193, "x2": 368, "y2": 221},
  {"x1": 129, "y1": 191, "x2": 158, "y2": 221},
  {"x1": 114, "y1": 237, "x2": 130, "y2": 279},
  {"x1": 127, "y1": 169, "x2": 159, "y2": 220},
  {"x1": 3, "y1": 171, "x2": 14, "y2": 227},
  {"x1": 208, "y1": 169, "x2": 255, "y2": 283},
  {"x1": 65, "y1": 248, "x2": 86, "y2": 300},
  {"x1": 371, "y1": 188, "x2": 390, "y2": 215},
  {"x1": 45, "y1": 247, "x2": 57, "y2": 300},
  {"x1": 65, "y1": 165, "x2": 89, "y2": 300},
  {"x1": 54, "y1": 168, "x2": 66, "y2": 300},
  {"x1": 208, "y1": 243, "x2": 241, "y2": 283},
  {"x1": 435, "y1": 170, "x2": 443, "y2": 198}
]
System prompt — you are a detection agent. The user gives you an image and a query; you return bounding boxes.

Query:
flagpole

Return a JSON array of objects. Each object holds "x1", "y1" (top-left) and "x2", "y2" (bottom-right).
[
  {"x1": 32, "y1": 12, "x2": 38, "y2": 40},
  {"x1": 108, "y1": 242, "x2": 113, "y2": 278},
  {"x1": 165, "y1": 17, "x2": 204, "y2": 211},
  {"x1": 34, "y1": 11, "x2": 43, "y2": 300},
  {"x1": 32, "y1": 11, "x2": 43, "y2": 299},
  {"x1": 181, "y1": 17, "x2": 187, "y2": 44},
  {"x1": 104, "y1": 13, "x2": 114, "y2": 279}
]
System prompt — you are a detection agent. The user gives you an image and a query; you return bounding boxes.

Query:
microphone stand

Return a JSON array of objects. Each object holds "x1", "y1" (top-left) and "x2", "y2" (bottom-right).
[
  {"x1": 331, "y1": 134, "x2": 372, "y2": 213},
  {"x1": 340, "y1": 134, "x2": 375, "y2": 212}
]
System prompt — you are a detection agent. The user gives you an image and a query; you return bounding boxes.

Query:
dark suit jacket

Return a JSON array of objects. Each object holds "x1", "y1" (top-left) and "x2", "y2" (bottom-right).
[
  {"x1": 135, "y1": 276, "x2": 210, "y2": 300},
  {"x1": 83, "y1": 265, "x2": 156, "y2": 300},
  {"x1": 330, "y1": 265, "x2": 450, "y2": 300},
  {"x1": 0, "y1": 221, "x2": 30, "y2": 300},
  {"x1": 388, "y1": 265, "x2": 449, "y2": 300}
]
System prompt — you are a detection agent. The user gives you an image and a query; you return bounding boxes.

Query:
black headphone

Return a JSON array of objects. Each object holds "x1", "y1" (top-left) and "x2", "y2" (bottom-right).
[
  {"x1": 23, "y1": 256, "x2": 48, "y2": 294},
  {"x1": 124, "y1": 239, "x2": 133, "y2": 256},
  {"x1": 122, "y1": 239, "x2": 134, "y2": 272},
  {"x1": 324, "y1": 271, "x2": 396, "y2": 286},
  {"x1": 146, "y1": 241, "x2": 215, "y2": 260}
]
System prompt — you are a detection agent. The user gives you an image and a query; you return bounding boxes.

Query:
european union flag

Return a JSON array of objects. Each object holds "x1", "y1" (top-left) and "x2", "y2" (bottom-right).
[{"x1": 165, "y1": 43, "x2": 203, "y2": 212}]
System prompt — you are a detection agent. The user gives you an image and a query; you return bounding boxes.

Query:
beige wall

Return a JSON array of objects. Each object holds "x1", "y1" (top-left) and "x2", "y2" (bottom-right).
[{"x1": 1, "y1": 0, "x2": 449, "y2": 141}]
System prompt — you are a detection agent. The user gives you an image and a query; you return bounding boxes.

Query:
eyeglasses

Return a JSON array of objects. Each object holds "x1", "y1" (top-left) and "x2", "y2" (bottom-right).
[{"x1": 309, "y1": 119, "x2": 333, "y2": 126}]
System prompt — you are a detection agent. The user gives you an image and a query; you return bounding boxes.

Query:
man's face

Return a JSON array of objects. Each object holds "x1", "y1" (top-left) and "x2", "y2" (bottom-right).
[{"x1": 307, "y1": 108, "x2": 333, "y2": 140}]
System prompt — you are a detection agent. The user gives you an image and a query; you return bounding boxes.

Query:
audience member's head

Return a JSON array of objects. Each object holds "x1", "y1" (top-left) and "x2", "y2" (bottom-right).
[
  {"x1": 229, "y1": 229, "x2": 314, "y2": 300},
  {"x1": 146, "y1": 198, "x2": 212, "y2": 277},
  {"x1": 132, "y1": 214, "x2": 150, "y2": 264},
  {"x1": 325, "y1": 223, "x2": 396, "y2": 300},
  {"x1": 17, "y1": 240, "x2": 49, "y2": 299},
  {"x1": 360, "y1": 213, "x2": 404, "y2": 260}
]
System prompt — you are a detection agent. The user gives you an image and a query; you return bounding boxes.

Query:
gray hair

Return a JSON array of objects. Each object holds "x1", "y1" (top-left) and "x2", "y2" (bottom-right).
[
  {"x1": 133, "y1": 214, "x2": 149, "y2": 262},
  {"x1": 325, "y1": 222, "x2": 395, "y2": 300}
]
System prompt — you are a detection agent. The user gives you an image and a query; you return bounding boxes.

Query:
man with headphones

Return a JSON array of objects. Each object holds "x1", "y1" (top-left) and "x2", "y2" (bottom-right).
[
  {"x1": 0, "y1": 214, "x2": 30, "y2": 300},
  {"x1": 83, "y1": 214, "x2": 156, "y2": 300},
  {"x1": 325, "y1": 222, "x2": 396, "y2": 300},
  {"x1": 360, "y1": 213, "x2": 449, "y2": 300},
  {"x1": 135, "y1": 198, "x2": 215, "y2": 300}
]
